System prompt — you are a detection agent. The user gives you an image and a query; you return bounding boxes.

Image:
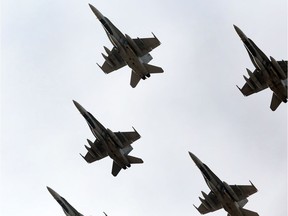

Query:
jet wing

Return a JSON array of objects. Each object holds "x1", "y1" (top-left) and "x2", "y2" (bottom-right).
[
  {"x1": 230, "y1": 182, "x2": 258, "y2": 201},
  {"x1": 195, "y1": 191, "x2": 222, "y2": 214},
  {"x1": 99, "y1": 47, "x2": 126, "y2": 73},
  {"x1": 133, "y1": 34, "x2": 161, "y2": 56},
  {"x1": 81, "y1": 139, "x2": 108, "y2": 163},
  {"x1": 237, "y1": 69, "x2": 268, "y2": 96},
  {"x1": 114, "y1": 128, "x2": 141, "y2": 147}
]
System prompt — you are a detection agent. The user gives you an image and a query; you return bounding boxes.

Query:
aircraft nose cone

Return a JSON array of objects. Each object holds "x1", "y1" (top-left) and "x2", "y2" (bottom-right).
[
  {"x1": 233, "y1": 24, "x2": 239, "y2": 31},
  {"x1": 72, "y1": 99, "x2": 79, "y2": 107},
  {"x1": 47, "y1": 186, "x2": 60, "y2": 199},
  {"x1": 233, "y1": 24, "x2": 247, "y2": 40},
  {"x1": 188, "y1": 151, "x2": 202, "y2": 167},
  {"x1": 88, "y1": 3, "x2": 104, "y2": 19},
  {"x1": 73, "y1": 100, "x2": 86, "y2": 114}
]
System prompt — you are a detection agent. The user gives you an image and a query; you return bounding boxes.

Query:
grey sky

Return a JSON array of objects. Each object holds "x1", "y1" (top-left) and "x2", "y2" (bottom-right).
[{"x1": 1, "y1": 0, "x2": 287, "y2": 215}]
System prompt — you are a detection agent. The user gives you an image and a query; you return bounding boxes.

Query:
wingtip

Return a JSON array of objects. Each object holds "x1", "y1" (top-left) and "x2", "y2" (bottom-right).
[
  {"x1": 236, "y1": 85, "x2": 245, "y2": 95},
  {"x1": 132, "y1": 126, "x2": 141, "y2": 138},
  {"x1": 79, "y1": 153, "x2": 86, "y2": 160},
  {"x1": 151, "y1": 32, "x2": 160, "y2": 44},
  {"x1": 193, "y1": 204, "x2": 200, "y2": 213},
  {"x1": 97, "y1": 63, "x2": 107, "y2": 74},
  {"x1": 249, "y1": 180, "x2": 257, "y2": 191}
]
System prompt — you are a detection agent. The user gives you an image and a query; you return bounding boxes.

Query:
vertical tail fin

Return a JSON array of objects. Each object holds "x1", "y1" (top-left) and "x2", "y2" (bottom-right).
[
  {"x1": 112, "y1": 161, "x2": 122, "y2": 177},
  {"x1": 270, "y1": 93, "x2": 282, "y2": 111},
  {"x1": 130, "y1": 71, "x2": 141, "y2": 88}
]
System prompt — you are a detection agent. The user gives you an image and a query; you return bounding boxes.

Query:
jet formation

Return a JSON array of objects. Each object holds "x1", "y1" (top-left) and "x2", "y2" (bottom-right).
[
  {"x1": 89, "y1": 4, "x2": 163, "y2": 88},
  {"x1": 73, "y1": 100, "x2": 143, "y2": 176},
  {"x1": 189, "y1": 152, "x2": 259, "y2": 216},
  {"x1": 234, "y1": 25, "x2": 287, "y2": 111}
]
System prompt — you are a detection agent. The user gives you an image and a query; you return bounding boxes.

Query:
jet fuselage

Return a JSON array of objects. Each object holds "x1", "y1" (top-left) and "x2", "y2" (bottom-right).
[
  {"x1": 201, "y1": 165, "x2": 245, "y2": 216},
  {"x1": 73, "y1": 100, "x2": 132, "y2": 169},
  {"x1": 90, "y1": 4, "x2": 152, "y2": 79},
  {"x1": 189, "y1": 152, "x2": 252, "y2": 216},
  {"x1": 47, "y1": 187, "x2": 84, "y2": 216},
  {"x1": 234, "y1": 25, "x2": 287, "y2": 103}
]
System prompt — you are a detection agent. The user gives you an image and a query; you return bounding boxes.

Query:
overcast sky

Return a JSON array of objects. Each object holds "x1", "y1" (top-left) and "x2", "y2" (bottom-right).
[{"x1": 1, "y1": 0, "x2": 287, "y2": 215}]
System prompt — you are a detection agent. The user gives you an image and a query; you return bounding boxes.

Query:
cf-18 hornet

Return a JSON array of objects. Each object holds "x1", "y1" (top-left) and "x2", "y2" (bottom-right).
[
  {"x1": 47, "y1": 186, "x2": 107, "y2": 216},
  {"x1": 73, "y1": 100, "x2": 143, "y2": 176},
  {"x1": 89, "y1": 3, "x2": 163, "y2": 88},
  {"x1": 189, "y1": 152, "x2": 259, "y2": 216},
  {"x1": 234, "y1": 25, "x2": 287, "y2": 111},
  {"x1": 47, "y1": 186, "x2": 84, "y2": 216}
]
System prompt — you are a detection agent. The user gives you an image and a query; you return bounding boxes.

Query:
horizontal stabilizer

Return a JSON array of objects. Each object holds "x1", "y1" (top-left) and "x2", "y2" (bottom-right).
[
  {"x1": 270, "y1": 93, "x2": 282, "y2": 111},
  {"x1": 126, "y1": 155, "x2": 143, "y2": 164},
  {"x1": 241, "y1": 208, "x2": 259, "y2": 216},
  {"x1": 143, "y1": 63, "x2": 164, "y2": 74}
]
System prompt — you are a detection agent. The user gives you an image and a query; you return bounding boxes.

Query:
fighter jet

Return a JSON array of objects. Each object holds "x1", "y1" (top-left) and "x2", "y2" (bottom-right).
[
  {"x1": 189, "y1": 152, "x2": 259, "y2": 216},
  {"x1": 47, "y1": 186, "x2": 84, "y2": 216},
  {"x1": 234, "y1": 25, "x2": 287, "y2": 111},
  {"x1": 89, "y1": 3, "x2": 163, "y2": 88},
  {"x1": 73, "y1": 100, "x2": 143, "y2": 176}
]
